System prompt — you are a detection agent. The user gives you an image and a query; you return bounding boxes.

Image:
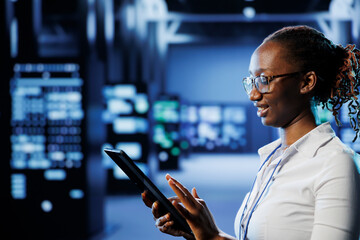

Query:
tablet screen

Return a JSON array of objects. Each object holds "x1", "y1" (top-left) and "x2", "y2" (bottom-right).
[{"x1": 103, "y1": 148, "x2": 193, "y2": 235}]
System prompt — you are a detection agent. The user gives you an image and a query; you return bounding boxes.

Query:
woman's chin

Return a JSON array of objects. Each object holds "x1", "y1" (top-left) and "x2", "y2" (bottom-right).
[{"x1": 261, "y1": 117, "x2": 277, "y2": 127}]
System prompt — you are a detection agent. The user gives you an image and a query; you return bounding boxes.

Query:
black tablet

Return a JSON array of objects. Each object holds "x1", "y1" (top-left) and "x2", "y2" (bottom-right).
[{"x1": 103, "y1": 148, "x2": 193, "y2": 236}]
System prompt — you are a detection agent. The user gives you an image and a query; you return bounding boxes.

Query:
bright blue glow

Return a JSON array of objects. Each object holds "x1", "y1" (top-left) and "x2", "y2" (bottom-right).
[
  {"x1": 340, "y1": 102, "x2": 350, "y2": 123},
  {"x1": 13, "y1": 63, "x2": 79, "y2": 72},
  {"x1": 243, "y1": 7, "x2": 256, "y2": 19},
  {"x1": 12, "y1": 159, "x2": 26, "y2": 169},
  {"x1": 223, "y1": 124, "x2": 246, "y2": 146},
  {"x1": 48, "y1": 151, "x2": 66, "y2": 161},
  {"x1": 223, "y1": 107, "x2": 246, "y2": 123},
  {"x1": 69, "y1": 110, "x2": 84, "y2": 120},
  {"x1": 113, "y1": 162, "x2": 149, "y2": 180},
  {"x1": 199, "y1": 106, "x2": 222, "y2": 123},
  {"x1": 102, "y1": 83, "x2": 149, "y2": 146},
  {"x1": 66, "y1": 152, "x2": 83, "y2": 161},
  {"x1": 41, "y1": 200, "x2": 53, "y2": 212},
  {"x1": 28, "y1": 159, "x2": 51, "y2": 169},
  {"x1": 10, "y1": 18, "x2": 18, "y2": 58},
  {"x1": 125, "y1": 5, "x2": 136, "y2": 31},
  {"x1": 135, "y1": 118, "x2": 149, "y2": 133},
  {"x1": 10, "y1": 63, "x2": 84, "y2": 172},
  {"x1": 13, "y1": 86, "x2": 42, "y2": 96},
  {"x1": 153, "y1": 101, "x2": 180, "y2": 123},
  {"x1": 104, "y1": 0, "x2": 114, "y2": 43},
  {"x1": 340, "y1": 128, "x2": 360, "y2": 152},
  {"x1": 158, "y1": 151, "x2": 169, "y2": 162},
  {"x1": 115, "y1": 142, "x2": 142, "y2": 160},
  {"x1": 47, "y1": 92, "x2": 81, "y2": 101},
  {"x1": 102, "y1": 143, "x2": 114, "y2": 168},
  {"x1": 185, "y1": 105, "x2": 198, "y2": 123},
  {"x1": 354, "y1": 153, "x2": 360, "y2": 173},
  {"x1": 47, "y1": 111, "x2": 67, "y2": 120},
  {"x1": 181, "y1": 104, "x2": 249, "y2": 151},
  {"x1": 87, "y1": 0, "x2": 96, "y2": 45},
  {"x1": 113, "y1": 117, "x2": 137, "y2": 134},
  {"x1": 135, "y1": 94, "x2": 149, "y2": 114},
  {"x1": 114, "y1": 85, "x2": 136, "y2": 98},
  {"x1": 102, "y1": 110, "x2": 116, "y2": 123},
  {"x1": 113, "y1": 166, "x2": 128, "y2": 179},
  {"x1": 44, "y1": 169, "x2": 67, "y2": 181},
  {"x1": 198, "y1": 122, "x2": 220, "y2": 140},
  {"x1": 13, "y1": 78, "x2": 83, "y2": 87},
  {"x1": 113, "y1": 117, "x2": 149, "y2": 134},
  {"x1": 67, "y1": 92, "x2": 82, "y2": 102},
  {"x1": 108, "y1": 99, "x2": 133, "y2": 114},
  {"x1": 11, "y1": 174, "x2": 26, "y2": 199},
  {"x1": 314, "y1": 105, "x2": 333, "y2": 125},
  {"x1": 69, "y1": 189, "x2": 84, "y2": 199}
]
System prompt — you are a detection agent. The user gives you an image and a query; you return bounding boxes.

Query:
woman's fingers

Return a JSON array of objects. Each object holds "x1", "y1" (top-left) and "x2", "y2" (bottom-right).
[
  {"x1": 192, "y1": 187, "x2": 200, "y2": 199},
  {"x1": 155, "y1": 213, "x2": 171, "y2": 227},
  {"x1": 166, "y1": 174, "x2": 199, "y2": 211},
  {"x1": 171, "y1": 199, "x2": 194, "y2": 220},
  {"x1": 158, "y1": 220, "x2": 174, "y2": 233},
  {"x1": 192, "y1": 187, "x2": 207, "y2": 207},
  {"x1": 168, "y1": 196, "x2": 180, "y2": 202},
  {"x1": 167, "y1": 174, "x2": 194, "y2": 201},
  {"x1": 141, "y1": 190, "x2": 153, "y2": 208},
  {"x1": 152, "y1": 201, "x2": 162, "y2": 219},
  {"x1": 155, "y1": 213, "x2": 176, "y2": 234},
  {"x1": 141, "y1": 177, "x2": 199, "y2": 239},
  {"x1": 154, "y1": 212, "x2": 195, "y2": 239}
]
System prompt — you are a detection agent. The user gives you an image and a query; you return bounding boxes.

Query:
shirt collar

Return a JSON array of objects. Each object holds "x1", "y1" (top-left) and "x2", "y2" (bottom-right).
[{"x1": 258, "y1": 122, "x2": 336, "y2": 161}]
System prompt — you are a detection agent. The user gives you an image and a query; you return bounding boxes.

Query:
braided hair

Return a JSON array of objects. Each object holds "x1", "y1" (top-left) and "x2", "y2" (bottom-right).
[{"x1": 264, "y1": 25, "x2": 360, "y2": 141}]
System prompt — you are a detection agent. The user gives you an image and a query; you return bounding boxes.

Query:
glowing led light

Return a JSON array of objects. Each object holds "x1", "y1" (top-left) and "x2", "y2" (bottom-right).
[
  {"x1": 41, "y1": 200, "x2": 53, "y2": 212},
  {"x1": 108, "y1": 99, "x2": 133, "y2": 114},
  {"x1": 10, "y1": 18, "x2": 18, "y2": 58},
  {"x1": 11, "y1": 174, "x2": 26, "y2": 199},
  {"x1": 113, "y1": 117, "x2": 137, "y2": 134},
  {"x1": 158, "y1": 151, "x2": 168, "y2": 162},
  {"x1": 243, "y1": 7, "x2": 256, "y2": 19},
  {"x1": 180, "y1": 141, "x2": 189, "y2": 149},
  {"x1": 135, "y1": 94, "x2": 149, "y2": 114},
  {"x1": 69, "y1": 189, "x2": 84, "y2": 199},
  {"x1": 171, "y1": 147, "x2": 181, "y2": 156},
  {"x1": 113, "y1": 85, "x2": 136, "y2": 98},
  {"x1": 44, "y1": 169, "x2": 66, "y2": 180}
]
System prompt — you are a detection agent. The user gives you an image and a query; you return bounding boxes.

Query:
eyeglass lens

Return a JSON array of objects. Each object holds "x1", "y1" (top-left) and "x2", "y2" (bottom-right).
[{"x1": 243, "y1": 76, "x2": 269, "y2": 95}]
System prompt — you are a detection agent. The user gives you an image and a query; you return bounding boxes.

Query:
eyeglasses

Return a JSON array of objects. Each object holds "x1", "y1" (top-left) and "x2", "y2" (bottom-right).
[{"x1": 242, "y1": 72, "x2": 302, "y2": 95}]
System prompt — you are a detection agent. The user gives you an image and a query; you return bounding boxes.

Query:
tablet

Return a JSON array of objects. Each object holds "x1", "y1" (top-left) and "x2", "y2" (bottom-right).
[{"x1": 103, "y1": 148, "x2": 193, "y2": 236}]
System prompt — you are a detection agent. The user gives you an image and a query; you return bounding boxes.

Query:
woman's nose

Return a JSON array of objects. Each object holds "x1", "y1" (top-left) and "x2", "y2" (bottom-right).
[{"x1": 249, "y1": 86, "x2": 262, "y2": 101}]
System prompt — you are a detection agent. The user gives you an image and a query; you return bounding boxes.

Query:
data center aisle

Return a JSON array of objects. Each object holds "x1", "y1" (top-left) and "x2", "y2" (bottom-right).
[{"x1": 99, "y1": 153, "x2": 259, "y2": 240}]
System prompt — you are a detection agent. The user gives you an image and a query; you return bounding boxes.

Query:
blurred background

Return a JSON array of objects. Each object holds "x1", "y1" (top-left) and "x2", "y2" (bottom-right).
[{"x1": 2, "y1": 0, "x2": 360, "y2": 239}]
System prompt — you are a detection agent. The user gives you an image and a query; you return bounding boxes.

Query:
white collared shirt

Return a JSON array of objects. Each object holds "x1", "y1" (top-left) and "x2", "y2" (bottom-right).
[{"x1": 234, "y1": 122, "x2": 360, "y2": 240}]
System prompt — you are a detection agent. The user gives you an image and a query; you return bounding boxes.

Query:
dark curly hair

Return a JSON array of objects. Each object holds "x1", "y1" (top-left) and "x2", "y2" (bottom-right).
[{"x1": 264, "y1": 25, "x2": 360, "y2": 141}]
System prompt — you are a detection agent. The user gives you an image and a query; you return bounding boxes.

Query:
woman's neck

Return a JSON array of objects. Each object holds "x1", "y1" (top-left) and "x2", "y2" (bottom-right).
[{"x1": 279, "y1": 109, "x2": 317, "y2": 147}]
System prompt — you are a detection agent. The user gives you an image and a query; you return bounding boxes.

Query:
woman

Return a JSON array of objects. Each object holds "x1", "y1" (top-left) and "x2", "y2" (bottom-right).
[{"x1": 142, "y1": 25, "x2": 360, "y2": 240}]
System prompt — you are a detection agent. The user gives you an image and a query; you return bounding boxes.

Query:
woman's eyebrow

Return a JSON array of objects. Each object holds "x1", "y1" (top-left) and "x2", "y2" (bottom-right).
[{"x1": 249, "y1": 68, "x2": 268, "y2": 76}]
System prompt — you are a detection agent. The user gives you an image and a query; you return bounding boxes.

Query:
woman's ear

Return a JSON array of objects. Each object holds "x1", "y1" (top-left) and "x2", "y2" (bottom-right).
[{"x1": 300, "y1": 71, "x2": 317, "y2": 94}]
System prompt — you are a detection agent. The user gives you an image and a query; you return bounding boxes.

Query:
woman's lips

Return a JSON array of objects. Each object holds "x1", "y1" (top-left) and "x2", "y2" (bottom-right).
[{"x1": 257, "y1": 106, "x2": 269, "y2": 117}]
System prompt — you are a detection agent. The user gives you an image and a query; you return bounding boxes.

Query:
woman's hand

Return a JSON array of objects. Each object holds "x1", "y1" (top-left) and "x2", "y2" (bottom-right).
[
  {"x1": 165, "y1": 174, "x2": 221, "y2": 240},
  {"x1": 142, "y1": 174, "x2": 229, "y2": 240},
  {"x1": 141, "y1": 190, "x2": 195, "y2": 239}
]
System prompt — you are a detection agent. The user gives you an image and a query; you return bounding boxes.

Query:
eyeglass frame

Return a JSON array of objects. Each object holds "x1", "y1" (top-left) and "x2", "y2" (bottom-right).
[{"x1": 242, "y1": 71, "x2": 303, "y2": 95}]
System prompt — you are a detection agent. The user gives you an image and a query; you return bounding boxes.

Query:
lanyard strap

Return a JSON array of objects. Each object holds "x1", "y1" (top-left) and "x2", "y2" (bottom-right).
[{"x1": 239, "y1": 144, "x2": 282, "y2": 240}]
